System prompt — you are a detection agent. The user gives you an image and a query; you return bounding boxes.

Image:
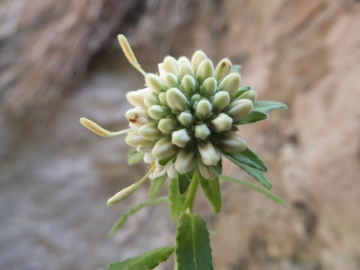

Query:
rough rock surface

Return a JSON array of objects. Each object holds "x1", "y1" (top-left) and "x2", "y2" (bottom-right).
[{"x1": 1, "y1": 0, "x2": 360, "y2": 269}]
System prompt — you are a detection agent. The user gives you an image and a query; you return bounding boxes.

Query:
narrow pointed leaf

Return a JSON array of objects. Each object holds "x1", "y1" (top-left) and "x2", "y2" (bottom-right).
[
  {"x1": 212, "y1": 158, "x2": 222, "y2": 175},
  {"x1": 223, "y1": 148, "x2": 267, "y2": 172},
  {"x1": 220, "y1": 174, "x2": 287, "y2": 206},
  {"x1": 108, "y1": 197, "x2": 168, "y2": 237},
  {"x1": 197, "y1": 169, "x2": 222, "y2": 214},
  {"x1": 231, "y1": 65, "x2": 241, "y2": 73},
  {"x1": 178, "y1": 173, "x2": 191, "y2": 195},
  {"x1": 104, "y1": 246, "x2": 175, "y2": 270},
  {"x1": 238, "y1": 163, "x2": 272, "y2": 189},
  {"x1": 159, "y1": 154, "x2": 176, "y2": 166},
  {"x1": 169, "y1": 178, "x2": 185, "y2": 220},
  {"x1": 149, "y1": 174, "x2": 168, "y2": 199},
  {"x1": 253, "y1": 101, "x2": 287, "y2": 113},
  {"x1": 127, "y1": 148, "x2": 137, "y2": 157},
  {"x1": 235, "y1": 111, "x2": 267, "y2": 125},
  {"x1": 175, "y1": 213, "x2": 213, "y2": 270},
  {"x1": 128, "y1": 152, "x2": 145, "y2": 165}
]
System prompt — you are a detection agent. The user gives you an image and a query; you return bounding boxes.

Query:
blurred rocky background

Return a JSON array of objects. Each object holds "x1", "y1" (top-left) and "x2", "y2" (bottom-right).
[{"x1": 1, "y1": 0, "x2": 360, "y2": 269}]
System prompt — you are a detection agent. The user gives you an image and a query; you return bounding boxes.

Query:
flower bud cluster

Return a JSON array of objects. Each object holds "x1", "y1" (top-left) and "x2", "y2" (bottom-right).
[{"x1": 125, "y1": 51, "x2": 256, "y2": 179}]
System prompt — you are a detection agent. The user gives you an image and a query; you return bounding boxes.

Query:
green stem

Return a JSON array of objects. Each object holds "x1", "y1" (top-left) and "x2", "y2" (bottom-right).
[{"x1": 184, "y1": 173, "x2": 199, "y2": 212}]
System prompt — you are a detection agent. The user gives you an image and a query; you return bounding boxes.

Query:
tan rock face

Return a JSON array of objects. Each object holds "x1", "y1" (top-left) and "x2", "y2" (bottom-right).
[{"x1": 1, "y1": 0, "x2": 360, "y2": 269}]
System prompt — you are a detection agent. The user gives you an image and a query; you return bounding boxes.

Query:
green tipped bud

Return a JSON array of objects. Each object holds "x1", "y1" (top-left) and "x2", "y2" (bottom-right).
[
  {"x1": 197, "y1": 141, "x2": 221, "y2": 166},
  {"x1": 198, "y1": 161, "x2": 217, "y2": 180},
  {"x1": 158, "y1": 92, "x2": 167, "y2": 103},
  {"x1": 125, "y1": 107, "x2": 149, "y2": 125},
  {"x1": 138, "y1": 123, "x2": 161, "y2": 140},
  {"x1": 166, "y1": 88, "x2": 188, "y2": 111},
  {"x1": 163, "y1": 56, "x2": 179, "y2": 75},
  {"x1": 164, "y1": 73, "x2": 178, "y2": 88},
  {"x1": 214, "y1": 58, "x2": 232, "y2": 81},
  {"x1": 158, "y1": 118, "x2": 177, "y2": 134},
  {"x1": 195, "y1": 99, "x2": 212, "y2": 120},
  {"x1": 148, "y1": 105, "x2": 166, "y2": 120},
  {"x1": 197, "y1": 59, "x2": 214, "y2": 82},
  {"x1": 152, "y1": 137, "x2": 176, "y2": 159},
  {"x1": 125, "y1": 132, "x2": 154, "y2": 148},
  {"x1": 180, "y1": 75, "x2": 196, "y2": 95},
  {"x1": 218, "y1": 132, "x2": 247, "y2": 153},
  {"x1": 179, "y1": 63, "x2": 195, "y2": 78},
  {"x1": 213, "y1": 91, "x2": 230, "y2": 112},
  {"x1": 211, "y1": 113, "x2": 233, "y2": 132},
  {"x1": 194, "y1": 124, "x2": 211, "y2": 140},
  {"x1": 201, "y1": 77, "x2": 216, "y2": 97},
  {"x1": 219, "y1": 73, "x2": 240, "y2": 97},
  {"x1": 227, "y1": 99, "x2": 253, "y2": 122},
  {"x1": 191, "y1": 50, "x2": 207, "y2": 73},
  {"x1": 238, "y1": 90, "x2": 257, "y2": 102},
  {"x1": 178, "y1": 112, "x2": 194, "y2": 127},
  {"x1": 172, "y1": 129, "x2": 191, "y2": 148},
  {"x1": 178, "y1": 56, "x2": 191, "y2": 65},
  {"x1": 190, "y1": 94, "x2": 202, "y2": 105},
  {"x1": 145, "y1": 74, "x2": 165, "y2": 93},
  {"x1": 144, "y1": 92, "x2": 159, "y2": 108},
  {"x1": 126, "y1": 91, "x2": 146, "y2": 107},
  {"x1": 174, "y1": 149, "x2": 196, "y2": 174}
]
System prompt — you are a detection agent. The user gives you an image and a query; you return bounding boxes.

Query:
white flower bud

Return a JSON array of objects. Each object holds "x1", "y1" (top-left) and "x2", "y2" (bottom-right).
[
  {"x1": 163, "y1": 56, "x2": 179, "y2": 75},
  {"x1": 191, "y1": 50, "x2": 207, "y2": 73},
  {"x1": 152, "y1": 137, "x2": 176, "y2": 159},
  {"x1": 227, "y1": 99, "x2": 253, "y2": 122},
  {"x1": 144, "y1": 153, "x2": 155, "y2": 163},
  {"x1": 219, "y1": 73, "x2": 240, "y2": 97},
  {"x1": 201, "y1": 77, "x2": 216, "y2": 97},
  {"x1": 145, "y1": 74, "x2": 165, "y2": 93},
  {"x1": 214, "y1": 58, "x2": 232, "y2": 81},
  {"x1": 125, "y1": 132, "x2": 154, "y2": 148},
  {"x1": 126, "y1": 90, "x2": 148, "y2": 107},
  {"x1": 196, "y1": 59, "x2": 214, "y2": 82},
  {"x1": 164, "y1": 73, "x2": 178, "y2": 88},
  {"x1": 174, "y1": 149, "x2": 196, "y2": 174},
  {"x1": 178, "y1": 56, "x2": 191, "y2": 65},
  {"x1": 179, "y1": 63, "x2": 195, "y2": 78},
  {"x1": 195, "y1": 124, "x2": 211, "y2": 140},
  {"x1": 197, "y1": 141, "x2": 221, "y2": 166},
  {"x1": 158, "y1": 118, "x2": 177, "y2": 134},
  {"x1": 167, "y1": 166, "x2": 178, "y2": 179},
  {"x1": 212, "y1": 91, "x2": 230, "y2": 112},
  {"x1": 195, "y1": 99, "x2": 212, "y2": 120},
  {"x1": 126, "y1": 107, "x2": 149, "y2": 125},
  {"x1": 166, "y1": 88, "x2": 188, "y2": 112},
  {"x1": 237, "y1": 90, "x2": 257, "y2": 102},
  {"x1": 172, "y1": 129, "x2": 191, "y2": 148},
  {"x1": 211, "y1": 113, "x2": 233, "y2": 132},
  {"x1": 218, "y1": 132, "x2": 247, "y2": 153},
  {"x1": 144, "y1": 92, "x2": 159, "y2": 108},
  {"x1": 198, "y1": 160, "x2": 217, "y2": 180},
  {"x1": 138, "y1": 123, "x2": 161, "y2": 140},
  {"x1": 158, "y1": 92, "x2": 167, "y2": 103},
  {"x1": 190, "y1": 94, "x2": 202, "y2": 105},
  {"x1": 178, "y1": 112, "x2": 193, "y2": 126},
  {"x1": 180, "y1": 75, "x2": 196, "y2": 95},
  {"x1": 148, "y1": 105, "x2": 166, "y2": 120}
]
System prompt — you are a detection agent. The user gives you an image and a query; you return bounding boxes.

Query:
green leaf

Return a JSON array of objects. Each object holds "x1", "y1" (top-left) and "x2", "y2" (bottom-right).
[
  {"x1": 232, "y1": 65, "x2": 242, "y2": 73},
  {"x1": 108, "y1": 197, "x2": 168, "y2": 237},
  {"x1": 128, "y1": 152, "x2": 145, "y2": 165},
  {"x1": 253, "y1": 101, "x2": 287, "y2": 113},
  {"x1": 238, "y1": 163, "x2": 272, "y2": 190},
  {"x1": 169, "y1": 178, "x2": 185, "y2": 220},
  {"x1": 127, "y1": 148, "x2": 137, "y2": 157},
  {"x1": 175, "y1": 213, "x2": 213, "y2": 270},
  {"x1": 212, "y1": 158, "x2": 222, "y2": 175},
  {"x1": 148, "y1": 174, "x2": 168, "y2": 199},
  {"x1": 223, "y1": 148, "x2": 268, "y2": 172},
  {"x1": 219, "y1": 174, "x2": 287, "y2": 206},
  {"x1": 159, "y1": 154, "x2": 176, "y2": 166},
  {"x1": 178, "y1": 172, "x2": 191, "y2": 195},
  {"x1": 235, "y1": 110, "x2": 267, "y2": 125},
  {"x1": 197, "y1": 169, "x2": 222, "y2": 214},
  {"x1": 104, "y1": 246, "x2": 175, "y2": 270},
  {"x1": 233, "y1": 86, "x2": 251, "y2": 99}
]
